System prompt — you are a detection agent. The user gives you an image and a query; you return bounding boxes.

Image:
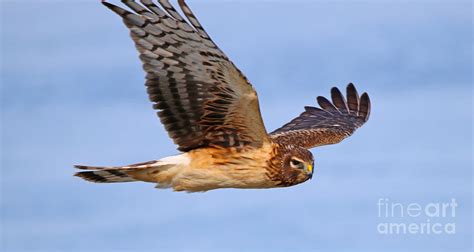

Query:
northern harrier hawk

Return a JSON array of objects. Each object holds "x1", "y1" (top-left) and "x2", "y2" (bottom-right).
[{"x1": 75, "y1": 0, "x2": 371, "y2": 192}]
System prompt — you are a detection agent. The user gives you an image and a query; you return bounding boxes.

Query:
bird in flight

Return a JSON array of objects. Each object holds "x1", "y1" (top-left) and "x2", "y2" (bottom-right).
[{"x1": 75, "y1": 0, "x2": 371, "y2": 192}]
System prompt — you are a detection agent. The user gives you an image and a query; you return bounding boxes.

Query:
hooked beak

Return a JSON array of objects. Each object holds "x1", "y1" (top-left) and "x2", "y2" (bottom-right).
[{"x1": 307, "y1": 164, "x2": 313, "y2": 179}]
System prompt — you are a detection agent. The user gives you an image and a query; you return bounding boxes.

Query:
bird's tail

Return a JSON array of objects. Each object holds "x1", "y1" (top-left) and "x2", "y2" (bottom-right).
[{"x1": 74, "y1": 160, "x2": 162, "y2": 183}]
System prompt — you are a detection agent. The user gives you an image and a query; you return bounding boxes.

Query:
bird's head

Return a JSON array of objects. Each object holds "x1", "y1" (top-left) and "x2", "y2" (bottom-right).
[{"x1": 279, "y1": 146, "x2": 314, "y2": 186}]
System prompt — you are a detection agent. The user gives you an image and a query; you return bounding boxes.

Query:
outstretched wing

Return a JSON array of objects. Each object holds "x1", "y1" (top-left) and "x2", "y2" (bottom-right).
[
  {"x1": 103, "y1": 0, "x2": 268, "y2": 152},
  {"x1": 270, "y1": 84, "x2": 370, "y2": 149}
]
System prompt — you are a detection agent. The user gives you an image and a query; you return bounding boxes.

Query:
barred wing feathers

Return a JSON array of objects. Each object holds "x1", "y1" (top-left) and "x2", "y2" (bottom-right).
[
  {"x1": 270, "y1": 84, "x2": 370, "y2": 149},
  {"x1": 103, "y1": 0, "x2": 268, "y2": 152}
]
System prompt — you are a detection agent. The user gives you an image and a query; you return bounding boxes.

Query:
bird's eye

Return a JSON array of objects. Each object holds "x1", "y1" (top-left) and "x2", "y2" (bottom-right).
[{"x1": 290, "y1": 159, "x2": 304, "y2": 169}]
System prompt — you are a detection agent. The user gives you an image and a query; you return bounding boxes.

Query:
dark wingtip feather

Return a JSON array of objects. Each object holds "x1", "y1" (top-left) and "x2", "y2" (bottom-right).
[
  {"x1": 304, "y1": 106, "x2": 324, "y2": 113},
  {"x1": 121, "y1": 0, "x2": 151, "y2": 16},
  {"x1": 101, "y1": 1, "x2": 114, "y2": 8},
  {"x1": 359, "y1": 92, "x2": 371, "y2": 121},
  {"x1": 317, "y1": 96, "x2": 338, "y2": 112},
  {"x1": 74, "y1": 165, "x2": 89, "y2": 170},
  {"x1": 330, "y1": 87, "x2": 348, "y2": 113},
  {"x1": 101, "y1": 1, "x2": 132, "y2": 17},
  {"x1": 101, "y1": 1, "x2": 121, "y2": 13},
  {"x1": 346, "y1": 83, "x2": 359, "y2": 114}
]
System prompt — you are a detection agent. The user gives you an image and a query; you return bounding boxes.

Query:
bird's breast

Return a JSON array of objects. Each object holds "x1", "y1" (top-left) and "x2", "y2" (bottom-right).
[{"x1": 171, "y1": 144, "x2": 279, "y2": 192}]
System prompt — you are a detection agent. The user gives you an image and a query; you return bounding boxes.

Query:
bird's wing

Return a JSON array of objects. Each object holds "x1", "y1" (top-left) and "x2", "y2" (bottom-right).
[
  {"x1": 270, "y1": 84, "x2": 370, "y2": 149},
  {"x1": 103, "y1": 0, "x2": 268, "y2": 151}
]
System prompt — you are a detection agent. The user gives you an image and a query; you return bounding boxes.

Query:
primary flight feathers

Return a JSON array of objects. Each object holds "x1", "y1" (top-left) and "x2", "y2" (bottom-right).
[{"x1": 103, "y1": 0, "x2": 268, "y2": 152}]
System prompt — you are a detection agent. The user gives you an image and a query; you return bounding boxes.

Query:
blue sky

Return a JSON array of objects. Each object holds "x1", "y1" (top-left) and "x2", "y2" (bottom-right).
[{"x1": 1, "y1": 0, "x2": 472, "y2": 251}]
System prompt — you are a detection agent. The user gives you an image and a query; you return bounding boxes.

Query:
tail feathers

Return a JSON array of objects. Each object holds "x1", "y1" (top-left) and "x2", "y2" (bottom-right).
[
  {"x1": 75, "y1": 169, "x2": 136, "y2": 183},
  {"x1": 74, "y1": 160, "x2": 159, "y2": 183}
]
